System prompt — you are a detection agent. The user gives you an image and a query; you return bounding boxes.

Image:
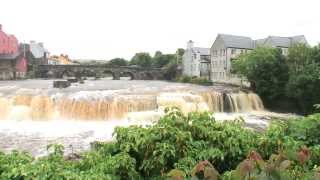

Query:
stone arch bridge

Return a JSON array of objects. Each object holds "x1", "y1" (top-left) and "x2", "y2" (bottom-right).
[{"x1": 35, "y1": 65, "x2": 164, "y2": 80}]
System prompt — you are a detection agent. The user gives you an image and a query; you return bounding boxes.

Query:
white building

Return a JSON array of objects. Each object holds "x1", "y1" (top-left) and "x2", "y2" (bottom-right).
[
  {"x1": 182, "y1": 40, "x2": 210, "y2": 78},
  {"x1": 210, "y1": 34, "x2": 308, "y2": 81},
  {"x1": 48, "y1": 57, "x2": 60, "y2": 65}
]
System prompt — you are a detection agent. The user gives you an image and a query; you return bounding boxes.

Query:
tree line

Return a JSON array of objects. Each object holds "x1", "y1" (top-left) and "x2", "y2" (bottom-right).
[
  {"x1": 232, "y1": 44, "x2": 320, "y2": 114},
  {"x1": 78, "y1": 49, "x2": 185, "y2": 80}
]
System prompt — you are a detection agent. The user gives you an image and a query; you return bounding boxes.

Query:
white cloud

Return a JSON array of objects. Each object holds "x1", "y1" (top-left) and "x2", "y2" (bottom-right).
[{"x1": 0, "y1": 0, "x2": 319, "y2": 60}]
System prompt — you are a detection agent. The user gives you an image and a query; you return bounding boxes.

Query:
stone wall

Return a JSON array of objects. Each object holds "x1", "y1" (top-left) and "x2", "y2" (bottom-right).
[{"x1": 0, "y1": 60, "x2": 14, "y2": 80}]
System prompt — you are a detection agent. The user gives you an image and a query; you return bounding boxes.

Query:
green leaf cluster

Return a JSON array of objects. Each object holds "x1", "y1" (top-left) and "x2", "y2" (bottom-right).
[
  {"x1": 231, "y1": 44, "x2": 320, "y2": 114},
  {"x1": 1, "y1": 109, "x2": 320, "y2": 179}
]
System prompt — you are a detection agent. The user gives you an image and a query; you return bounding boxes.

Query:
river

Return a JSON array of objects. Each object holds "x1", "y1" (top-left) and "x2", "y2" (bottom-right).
[{"x1": 0, "y1": 79, "x2": 295, "y2": 156}]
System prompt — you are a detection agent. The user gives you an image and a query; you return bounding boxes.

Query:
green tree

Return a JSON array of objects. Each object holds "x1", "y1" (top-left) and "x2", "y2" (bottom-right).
[
  {"x1": 285, "y1": 44, "x2": 320, "y2": 114},
  {"x1": 130, "y1": 52, "x2": 153, "y2": 68},
  {"x1": 163, "y1": 61, "x2": 179, "y2": 80},
  {"x1": 108, "y1": 58, "x2": 128, "y2": 67},
  {"x1": 286, "y1": 64, "x2": 320, "y2": 114},
  {"x1": 311, "y1": 44, "x2": 320, "y2": 64},
  {"x1": 287, "y1": 43, "x2": 313, "y2": 73},
  {"x1": 152, "y1": 51, "x2": 176, "y2": 68},
  {"x1": 176, "y1": 48, "x2": 185, "y2": 64},
  {"x1": 232, "y1": 47, "x2": 289, "y2": 102}
]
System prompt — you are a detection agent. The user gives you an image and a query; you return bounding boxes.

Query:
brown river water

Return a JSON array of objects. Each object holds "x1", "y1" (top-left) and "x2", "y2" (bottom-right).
[{"x1": 0, "y1": 79, "x2": 295, "y2": 156}]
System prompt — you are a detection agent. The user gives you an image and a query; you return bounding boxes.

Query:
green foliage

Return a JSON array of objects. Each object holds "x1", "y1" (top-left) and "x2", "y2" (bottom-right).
[
  {"x1": 177, "y1": 75, "x2": 212, "y2": 85},
  {"x1": 107, "y1": 58, "x2": 128, "y2": 67},
  {"x1": 130, "y1": 52, "x2": 153, "y2": 68},
  {"x1": 232, "y1": 47, "x2": 289, "y2": 102},
  {"x1": 2, "y1": 109, "x2": 320, "y2": 179},
  {"x1": 176, "y1": 48, "x2": 185, "y2": 64},
  {"x1": 285, "y1": 114, "x2": 320, "y2": 146},
  {"x1": 163, "y1": 61, "x2": 179, "y2": 80},
  {"x1": 220, "y1": 149, "x2": 316, "y2": 180},
  {"x1": 286, "y1": 64, "x2": 320, "y2": 114},
  {"x1": 232, "y1": 44, "x2": 320, "y2": 114},
  {"x1": 152, "y1": 51, "x2": 176, "y2": 68},
  {"x1": 287, "y1": 43, "x2": 314, "y2": 73},
  {"x1": 114, "y1": 107, "x2": 258, "y2": 177}
]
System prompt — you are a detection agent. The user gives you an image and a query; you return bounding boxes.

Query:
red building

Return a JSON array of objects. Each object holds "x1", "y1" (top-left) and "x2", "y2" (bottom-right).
[{"x1": 0, "y1": 24, "x2": 27, "y2": 80}]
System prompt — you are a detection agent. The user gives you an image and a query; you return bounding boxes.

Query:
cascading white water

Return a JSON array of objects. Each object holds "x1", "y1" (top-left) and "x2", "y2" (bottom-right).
[
  {"x1": 0, "y1": 90, "x2": 264, "y2": 121},
  {"x1": 0, "y1": 79, "x2": 272, "y2": 156}
]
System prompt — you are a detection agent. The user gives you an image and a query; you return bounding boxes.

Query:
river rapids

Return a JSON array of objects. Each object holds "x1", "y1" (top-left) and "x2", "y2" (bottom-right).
[{"x1": 0, "y1": 79, "x2": 295, "y2": 156}]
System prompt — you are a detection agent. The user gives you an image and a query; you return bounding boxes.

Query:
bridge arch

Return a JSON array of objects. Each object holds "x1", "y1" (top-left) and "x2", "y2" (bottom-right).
[
  {"x1": 81, "y1": 69, "x2": 97, "y2": 79},
  {"x1": 101, "y1": 70, "x2": 116, "y2": 80},
  {"x1": 120, "y1": 71, "x2": 135, "y2": 80},
  {"x1": 144, "y1": 72, "x2": 154, "y2": 80},
  {"x1": 60, "y1": 70, "x2": 76, "y2": 79}
]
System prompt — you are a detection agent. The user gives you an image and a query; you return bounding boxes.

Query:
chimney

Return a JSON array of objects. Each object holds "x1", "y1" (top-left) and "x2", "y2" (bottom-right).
[{"x1": 187, "y1": 40, "x2": 194, "y2": 49}]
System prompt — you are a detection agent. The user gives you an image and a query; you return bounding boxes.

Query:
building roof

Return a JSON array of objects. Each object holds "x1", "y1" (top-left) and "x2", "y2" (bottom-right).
[
  {"x1": 214, "y1": 34, "x2": 308, "y2": 49},
  {"x1": 218, "y1": 34, "x2": 254, "y2": 49},
  {"x1": 0, "y1": 52, "x2": 20, "y2": 60},
  {"x1": 192, "y1": 47, "x2": 210, "y2": 55},
  {"x1": 255, "y1": 35, "x2": 308, "y2": 48}
]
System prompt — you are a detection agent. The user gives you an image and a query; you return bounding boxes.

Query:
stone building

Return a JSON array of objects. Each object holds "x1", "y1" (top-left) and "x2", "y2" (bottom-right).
[
  {"x1": 210, "y1": 34, "x2": 308, "y2": 81},
  {"x1": 182, "y1": 40, "x2": 211, "y2": 79},
  {"x1": 0, "y1": 24, "x2": 27, "y2": 80}
]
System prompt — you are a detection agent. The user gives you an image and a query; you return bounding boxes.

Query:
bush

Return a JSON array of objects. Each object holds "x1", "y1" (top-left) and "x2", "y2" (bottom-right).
[{"x1": 0, "y1": 109, "x2": 320, "y2": 179}]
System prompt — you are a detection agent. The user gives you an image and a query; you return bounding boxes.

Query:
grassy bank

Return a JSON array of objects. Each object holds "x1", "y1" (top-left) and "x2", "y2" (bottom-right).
[{"x1": 176, "y1": 76, "x2": 212, "y2": 86}]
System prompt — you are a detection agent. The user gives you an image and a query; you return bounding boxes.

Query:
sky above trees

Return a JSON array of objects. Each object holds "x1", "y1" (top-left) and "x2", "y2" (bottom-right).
[{"x1": 0, "y1": 0, "x2": 319, "y2": 60}]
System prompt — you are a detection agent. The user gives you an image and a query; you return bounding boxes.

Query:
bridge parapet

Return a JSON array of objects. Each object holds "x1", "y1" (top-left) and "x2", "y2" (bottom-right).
[{"x1": 35, "y1": 65, "x2": 164, "y2": 80}]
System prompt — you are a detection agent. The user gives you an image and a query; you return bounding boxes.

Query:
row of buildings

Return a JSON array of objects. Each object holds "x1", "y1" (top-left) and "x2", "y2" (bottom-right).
[
  {"x1": 182, "y1": 34, "x2": 307, "y2": 82},
  {"x1": 0, "y1": 24, "x2": 72, "y2": 80}
]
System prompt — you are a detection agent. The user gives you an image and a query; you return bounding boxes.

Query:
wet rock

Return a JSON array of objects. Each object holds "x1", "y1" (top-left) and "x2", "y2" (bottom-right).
[
  {"x1": 67, "y1": 78, "x2": 78, "y2": 83},
  {"x1": 53, "y1": 80, "x2": 71, "y2": 88}
]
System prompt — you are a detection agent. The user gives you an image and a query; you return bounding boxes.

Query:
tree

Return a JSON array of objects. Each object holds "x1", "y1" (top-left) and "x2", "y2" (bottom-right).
[
  {"x1": 232, "y1": 47, "x2": 289, "y2": 102},
  {"x1": 285, "y1": 44, "x2": 320, "y2": 114},
  {"x1": 311, "y1": 44, "x2": 320, "y2": 64},
  {"x1": 287, "y1": 43, "x2": 313, "y2": 73},
  {"x1": 163, "y1": 61, "x2": 179, "y2": 80},
  {"x1": 286, "y1": 64, "x2": 320, "y2": 114},
  {"x1": 130, "y1": 53, "x2": 153, "y2": 68},
  {"x1": 176, "y1": 48, "x2": 185, "y2": 64},
  {"x1": 108, "y1": 58, "x2": 128, "y2": 67},
  {"x1": 152, "y1": 51, "x2": 178, "y2": 68}
]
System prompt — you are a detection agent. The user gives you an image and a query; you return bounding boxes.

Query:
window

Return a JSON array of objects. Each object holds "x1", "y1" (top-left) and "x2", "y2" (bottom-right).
[
  {"x1": 221, "y1": 49, "x2": 225, "y2": 56},
  {"x1": 231, "y1": 48, "x2": 236, "y2": 54},
  {"x1": 193, "y1": 54, "x2": 197, "y2": 59}
]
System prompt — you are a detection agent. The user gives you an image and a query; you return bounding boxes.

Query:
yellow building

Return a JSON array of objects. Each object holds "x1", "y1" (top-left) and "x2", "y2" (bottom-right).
[{"x1": 49, "y1": 54, "x2": 72, "y2": 65}]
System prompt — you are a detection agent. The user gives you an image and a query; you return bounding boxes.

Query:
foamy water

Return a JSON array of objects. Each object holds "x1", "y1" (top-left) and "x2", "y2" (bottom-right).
[
  {"x1": 0, "y1": 79, "x2": 294, "y2": 156},
  {"x1": 0, "y1": 117, "x2": 153, "y2": 156}
]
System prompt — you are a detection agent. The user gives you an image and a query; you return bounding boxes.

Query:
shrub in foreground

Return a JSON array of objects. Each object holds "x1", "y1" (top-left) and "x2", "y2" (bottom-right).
[{"x1": 0, "y1": 109, "x2": 320, "y2": 179}]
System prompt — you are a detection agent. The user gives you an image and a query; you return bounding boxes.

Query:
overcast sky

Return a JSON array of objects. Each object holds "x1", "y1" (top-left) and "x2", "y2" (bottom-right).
[{"x1": 0, "y1": 0, "x2": 319, "y2": 60}]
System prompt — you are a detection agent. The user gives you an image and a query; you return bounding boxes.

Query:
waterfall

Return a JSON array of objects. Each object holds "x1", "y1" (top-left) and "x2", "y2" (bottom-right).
[
  {"x1": 0, "y1": 90, "x2": 264, "y2": 121},
  {"x1": 222, "y1": 92, "x2": 264, "y2": 112},
  {"x1": 200, "y1": 91, "x2": 264, "y2": 113}
]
